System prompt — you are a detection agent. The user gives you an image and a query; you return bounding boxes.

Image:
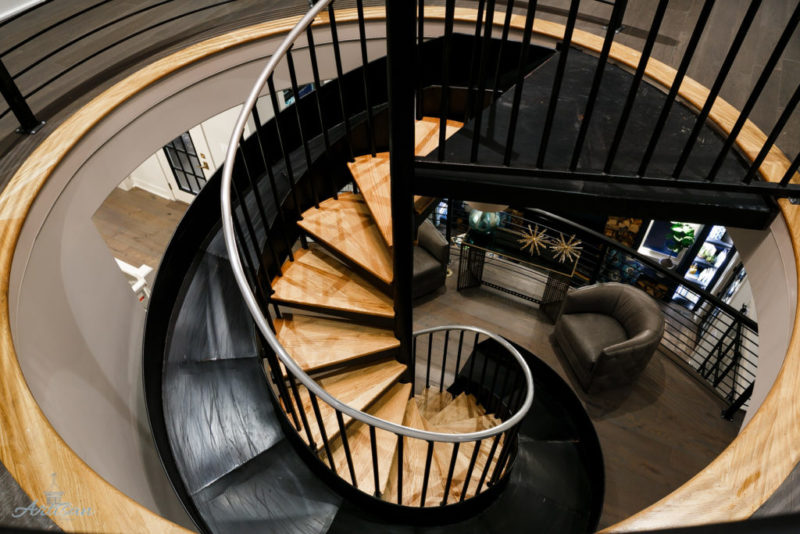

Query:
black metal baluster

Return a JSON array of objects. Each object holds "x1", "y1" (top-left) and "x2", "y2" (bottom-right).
[
  {"x1": 267, "y1": 76, "x2": 304, "y2": 224},
  {"x1": 416, "y1": 0, "x2": 425, "y2": 120},
  {"x1": 419, "y1": 441, "x2": 435, "y2": 506},
  {"x1": 743, "y1": 82, "x2": 800, "y2": 183},
  {"x1": 491, "y1": 0, "x2": 515, "y2": 103},
  {"x1": 411, "y1": 335, "x2": 418, "y2": 393},
  {"x1": 454, "y1": 330, "x2": 465, "y2": 374},
  {"x1": 638, "y1": 0, "x2": 715, "y2": 176},
  {"x1": 708, "y1": 2, "x2": 800, "y2": 182},
  {"x1": 478, "y1": 349, "x2": 490, "y2": 404},
  {"x1": 672, "y1": 0, "x2": 762, "y2": 179},
  {"x1": 469, "y1": 332, "x2": 480, "y2": 382},
  {"x1": 237, "y1": 135, "x2": 280, "y2": 277},
  {"x1": 780, "y1": 151, "x2": 800, "y2": 187},
  {"x1": 569, "y1": 0, "x2": 627, "y2": 171},
  {"x1": 305, "y1": 22, "x2": 337, "y2": 200},
  {"x1": 336, "y1": 411, "x2": 357, "y2": 487},
  {"x1": 230, "y1": 175, "x2": 271, "y2": 307},
  {"x1": 264, "y1": 350, "x2": 300, "y2": 430},
  {"x1": 464, "y1": 0, "x2": 487, "y2": 122},
  {"x1": 397, "y1": 435, "x2": 404, "y2": 505},
  {"x1": 441, "y1": 442, "x2": 460, "y2": 505},
  {"x1": 286, "y1": 49, "x2": 319, "y2": 208},
  {"x1": 356, "y1": 0, "x2": 376, "y2": 156},
  {"x1": 498, "y1": 365, "x2": 513, "y2": 418},
  {"x1": 469, "y1": 0, "x2": 497, "y2": 163},
  {"x1": 460, "y1": 439, "x2": 483, "y2": 501},
  {"x1": 287, "y1": 374, "x2": 316, "y2": 448},
  {"x1": 503, "y1": 0, "x2": 537, "y2": 166},
  {"x1": 475, "y1": 434, "x2": 501, "y2": 493},
  {"x1": 0, "y1": 58, "x2": 43, "y2": 133},
  {"x1": 604, "y1": 0, "x2": 668, "y2": 173},
  {"x1": 309, "y1": 392, "x2": 337, "y2": 474},
  {"x1": 489, "y1": 426, "x2": 520, "y2": 485},
  {"x1": 439, "y1": 330, "x2": 450, "y2": 392},
  {"x1": 425, "y1": 332, "x2": 433, "y2": 388},
  {"x1": 437, "y1": 0, "x2": 456, "y2": 162},
  {"x1": 537, "y1": 0, "x2": 581, "y2": 168},
  {"x1": 488, "y1": 357, "x2": 502, "y2": 413},
  {"x1": 327, "y1": 5, "x2": 354, "y2": 161},
  {"x1": 251, "y1": 105, "x2": 294, "y2": 262},
  {"x1": 369, "y1": 426, "x2": 380, "y2": 496}
]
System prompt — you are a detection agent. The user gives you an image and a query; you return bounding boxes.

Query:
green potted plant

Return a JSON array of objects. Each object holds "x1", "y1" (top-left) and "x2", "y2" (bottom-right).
[{"x1": 666, "y1": 222, "x2": 696, "y2": 256}]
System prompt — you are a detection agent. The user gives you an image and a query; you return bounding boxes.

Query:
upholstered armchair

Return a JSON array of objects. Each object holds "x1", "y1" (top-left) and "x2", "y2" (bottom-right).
[
  {"x1": 413, "y1": 219, "x2": 450, "y2": 298},
  {"x1": 553, "y1": 282, "x2": 665, "y2": 392}
]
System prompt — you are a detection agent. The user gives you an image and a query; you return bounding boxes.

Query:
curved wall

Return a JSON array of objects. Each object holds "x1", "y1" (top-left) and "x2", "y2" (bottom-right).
[
  {"x1": 7, "y1": 22, "x2": 386, "y2": 524},
  {"x1": 1, "y1": 6, "x2": 797, "y2": 532}
]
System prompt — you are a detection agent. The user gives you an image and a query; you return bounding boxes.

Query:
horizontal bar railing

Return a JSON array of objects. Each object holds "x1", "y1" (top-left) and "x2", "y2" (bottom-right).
[
  {"x1": 219, "y1": 0, "x2": 534, "y2": 508},
  {"x1": 436, "y1": 201, "x2": 757, "y2": 412}
]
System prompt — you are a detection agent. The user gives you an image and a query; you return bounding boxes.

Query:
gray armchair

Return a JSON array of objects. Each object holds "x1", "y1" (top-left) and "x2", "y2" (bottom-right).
[
  {"x1": 553, "y1": 282, "x2": 665, "y2": 392},
  {"x1": 413, "y1": 219, "x2": 449, "y2": 298}
]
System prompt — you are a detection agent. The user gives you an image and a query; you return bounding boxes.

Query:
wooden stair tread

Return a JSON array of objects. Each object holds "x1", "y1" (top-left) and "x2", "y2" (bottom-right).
[
  {"x1": 288, "y1": 358, "x2": 407, "y2": 449},
  {"x1": 271, "y1": 247, "x2": 394, "y2": 319},
  {"x1": 415, "y1": 389, "x2": 504, "y2": 502},
  {"x1": 348, "y1": 153, "x2": 393, "y2": 248},
  {"x1": 299, "y1": 193, "x2": 393, "y2": 285},
  {"x1": 322, "y1": 382, "x2": 412, "y2": 496},
  {"x1": 274, "y1": 315, "x2": 399, "y2": 374},
  {"x1": 414, "y1": 116, "x2": 463, "y2": 157},
  {"x1": 383, "y1": 398, "x2": 446, "y2": 506},
  {"x1": 416, "y1": 389, "x2": 454, "y2": 420}
]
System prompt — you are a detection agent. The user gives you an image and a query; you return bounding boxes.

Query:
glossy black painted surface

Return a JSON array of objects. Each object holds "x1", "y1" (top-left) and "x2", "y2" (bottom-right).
[{"x1": 418, "y1": 47, "x2": 776, "y2": 228}]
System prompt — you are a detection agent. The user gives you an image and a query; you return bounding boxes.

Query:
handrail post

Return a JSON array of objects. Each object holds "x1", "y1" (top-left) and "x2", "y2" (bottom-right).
[
  {"x1": 0, "y1": 58, "x2": 44, "y2": 134},
  {"x1": 386, "y1": 0, "x2": 416, "y2": 366}
]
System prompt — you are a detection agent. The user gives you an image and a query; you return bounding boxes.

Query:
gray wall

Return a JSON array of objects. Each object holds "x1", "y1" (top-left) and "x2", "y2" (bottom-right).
[
  {"x1": 535, "y1": 0, "x2": 800, "y2": 158},
  {"x1": 7, "y1": 24, "x2": 385, "y2": 527}
]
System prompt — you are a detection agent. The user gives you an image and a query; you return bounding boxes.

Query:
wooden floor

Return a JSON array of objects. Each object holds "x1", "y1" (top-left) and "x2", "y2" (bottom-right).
[
  {"x1": 413, "y1": 266, "x2": 743, "y2": 530},
  {"x1": 92, "y1": 186, "x2": 187, "y2": 270}
]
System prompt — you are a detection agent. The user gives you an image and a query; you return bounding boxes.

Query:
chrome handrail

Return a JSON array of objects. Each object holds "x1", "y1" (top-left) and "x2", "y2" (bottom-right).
[{"x1": 220, "y1": 1, "x2": 533, "y2": 444}]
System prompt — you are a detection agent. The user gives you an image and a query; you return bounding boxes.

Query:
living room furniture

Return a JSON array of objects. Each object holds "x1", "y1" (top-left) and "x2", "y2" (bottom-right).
[
  {"x1": 413, "y1": 219, "x2": 449, "y2": 298},
  {"x1": 553, "y1": 282, "x2": 665, "y2": 392},
  {"x1": 457, "y1": 227, "x2": 579, "y2": 321}
]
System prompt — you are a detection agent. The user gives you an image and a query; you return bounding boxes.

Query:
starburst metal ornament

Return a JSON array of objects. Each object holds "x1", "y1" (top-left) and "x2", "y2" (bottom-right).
[
  {"x1": 518, "y1": 224, "x2": 548, "y2": 256},
  {"x1": 551, "y1": 233, "x2": 583, "y2": 263}
]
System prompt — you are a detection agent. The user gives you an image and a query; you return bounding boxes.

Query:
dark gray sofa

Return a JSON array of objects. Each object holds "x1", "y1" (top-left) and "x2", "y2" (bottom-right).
[
  {"x1": 553, "y1": 282, "x2": 665, "y2": 392},
  {"x1": 412, "y1": 219, "x2": 449, "y2": 298}
]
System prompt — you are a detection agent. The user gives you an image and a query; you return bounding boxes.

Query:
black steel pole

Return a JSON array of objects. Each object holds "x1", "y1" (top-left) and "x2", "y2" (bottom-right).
[
  {"x1": 0, "y1": 59, "x2": 43, "y2": 134},
  {"x1": 387, "y1": 0, "x2": 416, "y2": 366}
]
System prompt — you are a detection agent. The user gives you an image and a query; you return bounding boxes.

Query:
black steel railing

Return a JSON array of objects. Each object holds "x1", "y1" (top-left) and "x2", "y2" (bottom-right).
[
  {"x1": 414, "y1": 0, "x2": 800, "y2": 197},
  {"x1": 217, "y1": 0, "x2": 534, "y2": 513},
  {"x1": 434, "y1": 203, "x2": 757, "y2": 415}
]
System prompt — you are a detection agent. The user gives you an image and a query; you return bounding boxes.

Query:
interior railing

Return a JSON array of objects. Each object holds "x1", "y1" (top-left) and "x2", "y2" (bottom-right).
[
  {"x1": 414, "y1": 0, "x2": 800, "y2": 197},
  {"x1": 433, "y1": 203, "x2": 758, "y2": 416},
  {"x1": 219, "y1": 0, "x2": 534, "y2": 509}
]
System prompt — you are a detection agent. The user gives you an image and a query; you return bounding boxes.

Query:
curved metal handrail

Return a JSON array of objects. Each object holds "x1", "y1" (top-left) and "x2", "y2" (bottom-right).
[{"x1": 220, "y1": 0, "x2": 533, "y2": 444}]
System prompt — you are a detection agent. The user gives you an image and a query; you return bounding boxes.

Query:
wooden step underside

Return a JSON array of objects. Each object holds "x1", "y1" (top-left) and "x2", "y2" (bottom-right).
[
  {"x1": 271, "y1": 247, "x2": 394, "y2": 319},
  {"x1": 274, "y1": 315, "x2": 399, "y2": 374},
  {"x1": 321, "y1": 382, "x2": 412, "y2": 496},
  {"x1": 284, "y1": 358, "x2": 407, "y2": 450},
  {"x1": 299, "y1": 193, "x2": 393, "y2": 286}
]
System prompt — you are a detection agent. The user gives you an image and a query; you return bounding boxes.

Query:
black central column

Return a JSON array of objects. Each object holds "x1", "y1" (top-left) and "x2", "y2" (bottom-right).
[{"x1": 386, "y1": 0, "x2": 416, "y2": 366}]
